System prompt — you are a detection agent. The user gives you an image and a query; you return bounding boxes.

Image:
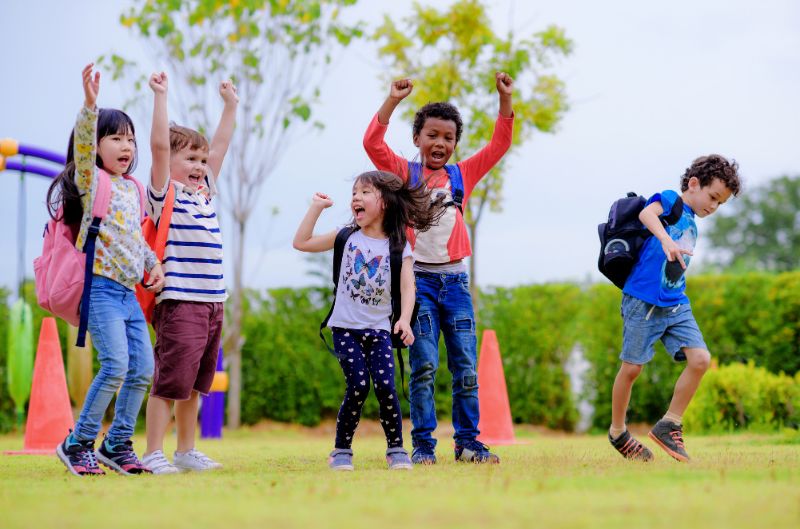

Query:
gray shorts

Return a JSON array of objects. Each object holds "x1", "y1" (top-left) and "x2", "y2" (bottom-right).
[{"x1": 620, "y1": 294, "x2": 707, "y2": 365}]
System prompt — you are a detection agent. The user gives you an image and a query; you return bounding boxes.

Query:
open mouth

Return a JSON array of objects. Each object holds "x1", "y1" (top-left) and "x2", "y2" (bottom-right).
[
  {"x1": 117, "y1": 156, "x2": 130, "y2": 166},
  {"x1": 188, "y1": 174, "x2": 203, "y2": 184},
  {"x1": 353, "y1": 205, "x2": 365, "y2": 220},
  {"x1": 430, "y1": 151, "x2": 446, "y2": 162}
]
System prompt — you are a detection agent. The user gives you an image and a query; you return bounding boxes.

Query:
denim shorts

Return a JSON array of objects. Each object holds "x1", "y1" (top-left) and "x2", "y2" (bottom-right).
[{"x1": 620, "y1": 294, "x2": 707, "y2": 365}]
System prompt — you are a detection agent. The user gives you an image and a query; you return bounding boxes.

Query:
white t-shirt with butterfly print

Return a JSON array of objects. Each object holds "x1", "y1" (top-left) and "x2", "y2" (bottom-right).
[{"x1": 327, "y1": 230, "x2": 413, "y2": 332}]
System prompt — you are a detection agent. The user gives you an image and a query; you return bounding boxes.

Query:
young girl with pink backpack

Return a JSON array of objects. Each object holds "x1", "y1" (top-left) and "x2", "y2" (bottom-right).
[{"x1": 42, "y1": 64, "x2": 165, "y2": 476}]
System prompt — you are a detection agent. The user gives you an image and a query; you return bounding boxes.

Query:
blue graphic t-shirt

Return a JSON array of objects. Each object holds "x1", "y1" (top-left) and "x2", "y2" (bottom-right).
[{"x1": 623, "y1": 190, "x2": 696, "y2": 307}]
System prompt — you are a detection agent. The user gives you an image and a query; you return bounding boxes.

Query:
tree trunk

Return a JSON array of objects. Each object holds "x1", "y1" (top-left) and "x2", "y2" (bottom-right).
[{"x1": 224, "y1": 218, "x2": 246, "y2": 429}]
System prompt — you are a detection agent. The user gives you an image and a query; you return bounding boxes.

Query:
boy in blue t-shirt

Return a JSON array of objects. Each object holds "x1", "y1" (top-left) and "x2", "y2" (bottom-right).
[{"x1": 609, "y1": 155, "x2": 741, "y2": 462}]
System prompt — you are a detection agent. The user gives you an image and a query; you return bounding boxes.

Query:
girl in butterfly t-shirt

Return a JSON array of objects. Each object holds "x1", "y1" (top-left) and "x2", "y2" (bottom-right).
[{"x1": 293, "y1": 170, "x2": 443, "y2": 471}]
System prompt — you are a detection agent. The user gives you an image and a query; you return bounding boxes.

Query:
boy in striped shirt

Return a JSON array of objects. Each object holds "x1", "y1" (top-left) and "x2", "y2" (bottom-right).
[{"x1": 142, "y1": 72, "x2": 238, "y2": 474}]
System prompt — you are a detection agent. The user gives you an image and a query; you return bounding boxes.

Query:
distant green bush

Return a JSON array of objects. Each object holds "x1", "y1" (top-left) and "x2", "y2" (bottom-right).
[{"x1": 684, "y1": 362, "x2": 800, "y2": 432}]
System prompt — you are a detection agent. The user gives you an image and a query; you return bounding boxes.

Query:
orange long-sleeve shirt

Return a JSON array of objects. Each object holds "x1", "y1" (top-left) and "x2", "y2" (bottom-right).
[{"x1": 363, "y1": 112, "x2": 514, "y2": 263}]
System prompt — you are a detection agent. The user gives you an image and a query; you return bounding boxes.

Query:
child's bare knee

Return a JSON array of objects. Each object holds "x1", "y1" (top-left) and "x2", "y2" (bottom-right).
[
  {"x1": 687, "y1": 349, "x2": 711, "y2": 372},
  {"x1": 620, "y1": 362, "x2": 643, "y2": 381}
]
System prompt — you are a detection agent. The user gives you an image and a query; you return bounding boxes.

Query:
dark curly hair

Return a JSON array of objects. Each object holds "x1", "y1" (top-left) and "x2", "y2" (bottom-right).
[
  {"x1": 680, "y1": 154, "x2": 741, "y2": 197},
  {"x1": 412, "y1": 102, "x2": 463, "y2": 143},
  {"x1": 351, "y1": 170, "x2": 446, "y2": 253}
]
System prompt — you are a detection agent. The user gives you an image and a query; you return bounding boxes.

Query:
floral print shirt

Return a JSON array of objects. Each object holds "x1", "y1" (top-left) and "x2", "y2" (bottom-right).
[{"x1": 73, "y1": 106, "x2": 157, "y2": 290}]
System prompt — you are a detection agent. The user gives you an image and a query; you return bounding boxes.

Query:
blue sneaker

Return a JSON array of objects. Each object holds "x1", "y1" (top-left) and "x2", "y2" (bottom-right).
[
  {"x1": 96, "y1": 437, "x2": 151, "y2": 475},
  {"x1": 454, "y1": 440, "x2": 500, "y2": 464},
  {"x1": 56, "y1": 431, "x2": 105, "y2": 476},
  {"x1": 411, "y1": 442, "x2": 437, "y2": 465},
  {"x1": 328, "y1": 448, "x2": 354, "y2": 471},
  {"x1": 386, "y1": 447, "x2": 412, "y2": 470}
]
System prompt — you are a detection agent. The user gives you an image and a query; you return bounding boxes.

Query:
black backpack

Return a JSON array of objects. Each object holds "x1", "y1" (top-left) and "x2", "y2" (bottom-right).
[
  {"x1": 597, "y1": 192, "x2": 684, "y2": 289},
  {"x1": 319, "y1": 226, "x2": 419, "y2": 393}
]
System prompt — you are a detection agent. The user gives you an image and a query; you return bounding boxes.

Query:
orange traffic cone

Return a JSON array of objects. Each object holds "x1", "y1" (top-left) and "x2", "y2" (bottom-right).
[
  {"x1": 477, "y1": 329, "x2": 517, "y2": 445},
  {"x1": 4, "y1": 318, "x2": 74, "y2": 455}
]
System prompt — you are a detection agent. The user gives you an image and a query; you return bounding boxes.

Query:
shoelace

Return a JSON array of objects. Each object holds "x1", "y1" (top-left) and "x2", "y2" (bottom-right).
[
  {"x1": 76, "y1": 447, "x2": 101, "y2": 469},
  {"x1": 669, "y1": 430, "x2": 685, "y2": 448},
  {"x1": 620, "y1": 437, "x2": 643, "y2": 458}
]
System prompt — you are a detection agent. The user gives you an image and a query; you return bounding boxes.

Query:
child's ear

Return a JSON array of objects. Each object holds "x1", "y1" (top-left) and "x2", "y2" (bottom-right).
[{"x1": 413, "y1": 134, "x2": 419, "y2": 148}]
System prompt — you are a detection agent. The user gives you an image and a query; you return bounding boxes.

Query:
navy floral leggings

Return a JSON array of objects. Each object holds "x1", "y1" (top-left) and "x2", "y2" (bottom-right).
[{"x1": 332, "y1": 328, "x2": 403, "y2": 449}]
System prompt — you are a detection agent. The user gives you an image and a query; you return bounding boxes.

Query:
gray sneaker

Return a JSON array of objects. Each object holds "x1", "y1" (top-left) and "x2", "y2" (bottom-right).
[
  {"x1": 386, "y1": 447, "x2": 412, "y2": 470},
  {"x1": 328, "y1": 448, "x2": 354, "y2": 471},
  {"x1": 649, "y1": 420, "x2": 690, "y2": 462},
  {"x1": 142, "y1": 450, "x2": 181, "y2": 475},
  {"x1": 173, "y1": 449, "x2": 223, "y2": 471},
  {"x1": 609, "y1": 430, "x2": 654, "y2": 462}
]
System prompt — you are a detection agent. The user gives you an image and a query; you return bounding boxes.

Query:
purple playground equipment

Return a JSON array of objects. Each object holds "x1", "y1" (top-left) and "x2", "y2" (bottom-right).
[
  {"x1": 201, "y1": 348, "x2": 227, "y2": 439},
  {"x1": 0, "y1": 139, "x2": 66, "y2": 178}
]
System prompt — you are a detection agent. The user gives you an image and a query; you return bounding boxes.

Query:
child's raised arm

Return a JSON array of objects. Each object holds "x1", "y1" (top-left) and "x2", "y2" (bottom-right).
[
  {"x1": 292, "y1": 192, "x2": 338, "y2": 253},
  {"x1": 207, "y1": 80, "x2": 239, "y2": 181},
  {"x1": 149, "y1": 71, "x2": 170, "y2": 192},
  {"x1": 377, "y1": 79, "x2": 413, "y2": 125},
  {"x1": 495, "y1": 71, "x2": 514, "y2": 118},
  {"x1": 74, "y1": 63, "x2": 101, "y2": 196}
]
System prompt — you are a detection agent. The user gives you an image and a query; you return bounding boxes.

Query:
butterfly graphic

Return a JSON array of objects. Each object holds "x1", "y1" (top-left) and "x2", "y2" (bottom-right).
[
  {"x1": 364, "y1": 285, "x2": 375, "y2": 297},
  {"x1": 349, "y1": 291, "x2": 359, "y2": 301},
  {"x1": 354, "y1": 249, "x2": 382, "y2": 278},
  {"x1": 348, "y1": 242, "x2": 357, "y2": 252},
  {"x1": 350, "y1": 274, "x2": 366, "y2": 290},
  {"x1": 375, "y1": 288, "x2": 385, "y2": 297},
  {"x1": 372, "y1": 298, "x2": 381, "y2": 306},
  {"x1": 374, "y1": 273, "x2": 386, "y2": 286}
]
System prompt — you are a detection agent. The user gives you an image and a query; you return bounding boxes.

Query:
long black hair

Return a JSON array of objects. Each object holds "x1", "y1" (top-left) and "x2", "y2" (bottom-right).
[
  {"x1": 46, "y1": 108, "x2": 137, "y2": 223},
  {"x1": 352, "y1": 170, "x2": 446, "y2": 253}
]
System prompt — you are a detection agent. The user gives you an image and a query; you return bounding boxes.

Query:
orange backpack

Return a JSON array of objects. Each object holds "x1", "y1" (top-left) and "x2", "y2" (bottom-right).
[{"x1": 136, "y1": 184, "x2": 175, "y2": 323}]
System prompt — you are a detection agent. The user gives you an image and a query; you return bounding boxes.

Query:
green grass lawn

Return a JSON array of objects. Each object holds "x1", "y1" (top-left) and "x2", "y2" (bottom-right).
[{"x1": 1, "y1": 424, "x2": 798, "y2": 529}]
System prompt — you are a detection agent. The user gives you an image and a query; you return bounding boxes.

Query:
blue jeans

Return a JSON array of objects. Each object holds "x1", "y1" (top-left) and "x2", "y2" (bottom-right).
[
  {"x1": 73, "y1": 275, "x2": 154, "y2": 444},
  {"x1": 409, "y1": 272, "x2": 479, "y2": 448}
]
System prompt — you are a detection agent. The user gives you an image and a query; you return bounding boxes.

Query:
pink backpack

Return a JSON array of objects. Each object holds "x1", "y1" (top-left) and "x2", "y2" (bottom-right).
[{"x1": 33, "y1": 169, "x2": 145, "y2": 346}]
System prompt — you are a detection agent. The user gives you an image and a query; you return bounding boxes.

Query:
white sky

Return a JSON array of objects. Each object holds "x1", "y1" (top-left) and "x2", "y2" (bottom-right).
[{"x1": 1, "y1": 0, "x2": 798, "y2": 294}]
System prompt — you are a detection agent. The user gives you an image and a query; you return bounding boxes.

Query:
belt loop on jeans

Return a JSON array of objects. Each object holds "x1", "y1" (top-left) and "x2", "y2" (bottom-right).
[
  {"x1": 645, "y1": 305, "x2": 656, "y2": 321},
  {"x1": 672, "y1": 304, "x2": 681, "y2": 313}
]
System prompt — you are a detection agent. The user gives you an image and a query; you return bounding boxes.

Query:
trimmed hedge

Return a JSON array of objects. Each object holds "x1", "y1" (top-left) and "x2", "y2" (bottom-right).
[
  {"x1": 3, "y1": 272, "x2": 799, "y2": 433},
  {"x1": 684, "y1": 362, "x2": 800, "y2": 432}
]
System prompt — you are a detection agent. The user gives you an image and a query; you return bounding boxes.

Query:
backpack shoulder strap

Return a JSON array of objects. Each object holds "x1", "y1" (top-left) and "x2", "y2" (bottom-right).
[
  {"x1": 444, "y1": 164, "x2": 464, "y2": 213},
  {"x1": 319, "y1": 226, "x2": 360, "y2": 353},
  {"x1": 661, "y1": 196, "x2": 684, "y2": 226},
  {"x1": 407, "y1": 161, "x2": 422, "y2": 187},
  {"x1": 91, "y1": 170, "x2": 113, "y2": 219},
  {"x1": 388, "y1": 244, "x2": 408, "y2": 399},
  {"x1": 153, "y1": 184, "x2": 176, "y2": 261}
]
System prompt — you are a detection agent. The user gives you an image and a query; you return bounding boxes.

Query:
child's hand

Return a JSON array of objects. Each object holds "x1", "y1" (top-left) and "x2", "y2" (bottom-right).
[
  {"x1": 219, "y1": 80, "x2": 239, "y2": 105},
  {"x1": 393, "y1": 319, "x2": 414, "y2": 346},
  {"x1": 661, "y1": 239, "x2": 692, "y2": 270},
  {"x1": 389, "y1": 79, "x2": 413, "y2": 101},
  {"x1": 145, "y1": 263, "x2": 166, "y2": 293},
  {"x1": 82, "y1": 63, "x2": 100, "y2": 109},
  {"x1": 311, "y1": 192, "x2": 333, "y2": 209},
  {"x1": 496, "y1": 72, "x2": 514, "y2": 96},
  {"x1": 149, "y1": 71, "x2": 168, "y2": 94}
]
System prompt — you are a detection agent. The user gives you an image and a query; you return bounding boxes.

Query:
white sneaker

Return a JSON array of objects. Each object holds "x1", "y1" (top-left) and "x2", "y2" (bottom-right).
[
  {"x1": 173, "y1": 449, "x2": 223, "y2": 471},
  {"x1": 142, "y1": 450, "x2": 181, "y2": 475}
]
